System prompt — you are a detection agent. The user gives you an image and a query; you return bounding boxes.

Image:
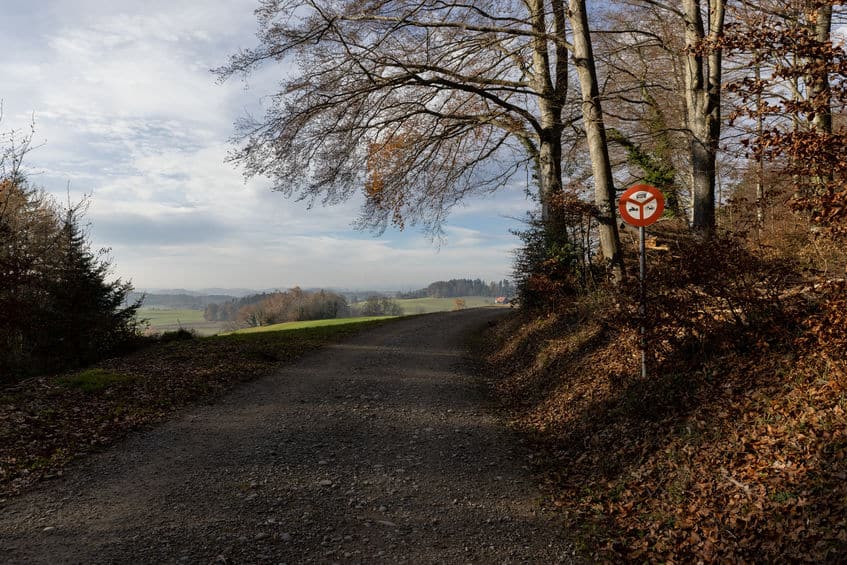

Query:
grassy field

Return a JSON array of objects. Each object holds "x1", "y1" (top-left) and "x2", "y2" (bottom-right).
[
  {"x1": 138, "y1": 308, "x2": 204, "y2": 325},
  {"x1": 139, "y1": 297, "x2": 506, "y2": 336},
  {"x1": 389, "y1": 296, "x2": 503, "y2": 314},
  {"x1": 136, "y1": 308, "x2": 226, "y2": 336},
  {"x1": 231, "y1": 316, "x2": 396, "y2": 334}
]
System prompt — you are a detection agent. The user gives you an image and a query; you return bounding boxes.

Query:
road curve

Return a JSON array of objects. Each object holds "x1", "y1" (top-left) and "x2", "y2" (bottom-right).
[{"x1": 0, "y1": 309, "x2": 575, "y2": 564}]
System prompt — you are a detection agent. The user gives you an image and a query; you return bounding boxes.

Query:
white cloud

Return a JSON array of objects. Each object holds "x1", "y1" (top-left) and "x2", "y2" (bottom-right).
[
  {"x1": 444, "y1": 226, "x2": 486, "y2": 247},
  {"x1": 1, "y1": 0, "x2": 525, "y2": 291},
  {"x1": 116, "y1": 232, "x2": 516, "y2": 290}
]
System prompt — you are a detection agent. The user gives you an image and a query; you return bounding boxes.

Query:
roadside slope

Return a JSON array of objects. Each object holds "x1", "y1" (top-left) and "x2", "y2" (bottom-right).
[{"x1": 0, "y1": 309, "x2": 574, "y2": 564}]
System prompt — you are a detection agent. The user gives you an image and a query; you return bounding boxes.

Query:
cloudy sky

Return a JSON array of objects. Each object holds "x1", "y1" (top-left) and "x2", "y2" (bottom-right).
[{"x1": 1, "y1": 0, "x2": 534, "y2": 291}]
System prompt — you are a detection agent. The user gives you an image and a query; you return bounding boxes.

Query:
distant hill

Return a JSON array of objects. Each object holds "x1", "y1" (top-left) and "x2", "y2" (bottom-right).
[
  {"x1": 127, "y1": 292, "x2": 237, "y2": 310},
  {"x1": 137, "y1": 288, "x2": 259, "y2": 297}
]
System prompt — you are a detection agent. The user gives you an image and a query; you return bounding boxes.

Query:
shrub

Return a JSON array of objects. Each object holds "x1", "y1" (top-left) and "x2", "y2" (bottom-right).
[
  {"x1": 512, "y1": 196, "x2": 603, "y2": 311},
  {"x1": 358, "y1": 296, "x2": 404, "y2": 316},
  {"x1": 607, "y1": 228, "x2": 801, "y2": 372},
  {"x1": 158, "y1": 328, "x2": 198, "y2": 343}
]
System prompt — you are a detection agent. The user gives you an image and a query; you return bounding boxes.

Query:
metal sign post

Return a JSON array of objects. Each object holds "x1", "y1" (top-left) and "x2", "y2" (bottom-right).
[
  {"x1": 618, "y1": 184, "x2": 665, "y2": 378},
  {"x1": 639, "y1": 224, "x2": 646, "y2": 378}
]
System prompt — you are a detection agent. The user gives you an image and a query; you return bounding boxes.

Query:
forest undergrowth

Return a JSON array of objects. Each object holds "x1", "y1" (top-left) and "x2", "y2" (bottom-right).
[{"x1": 483, "y1": 223, "x2": 847, "y2": 562}]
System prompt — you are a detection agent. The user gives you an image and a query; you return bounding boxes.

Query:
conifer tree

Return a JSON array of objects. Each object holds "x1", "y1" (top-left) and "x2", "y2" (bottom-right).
[
  {"x1": 1, "y1": 130, "x2": 140, "y2": 378},
  {"x1": 43, "y1": 206, "x2": 140, "y2": 368}
]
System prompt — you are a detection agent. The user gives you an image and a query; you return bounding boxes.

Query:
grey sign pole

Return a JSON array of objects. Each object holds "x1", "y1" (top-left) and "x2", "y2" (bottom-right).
[
  {"x1": 639, "y1": 225, "x2": 647, "y2": 379},
  {"x1": 618, "y1": 184, "x2": 665, "y2": 380}
]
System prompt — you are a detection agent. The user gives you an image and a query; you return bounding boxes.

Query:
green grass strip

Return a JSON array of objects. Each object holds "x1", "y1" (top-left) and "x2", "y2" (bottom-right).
[
  {"x1": 58, "y1": 368, "x2": 136, "y2": 393},
  {"x1": 227, "y1": 316, "x2": 396, "y2": 335}
]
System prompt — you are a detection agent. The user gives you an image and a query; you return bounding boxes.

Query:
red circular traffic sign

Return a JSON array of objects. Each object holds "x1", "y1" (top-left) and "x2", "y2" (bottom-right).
[{"x1": 618, "y1": 184, "x2": 665, "y2": 227}]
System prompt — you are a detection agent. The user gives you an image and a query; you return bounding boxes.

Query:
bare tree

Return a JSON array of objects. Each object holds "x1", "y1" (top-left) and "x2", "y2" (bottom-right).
[
  {"x1": 597, "y1": 0, "x2": 725, "y2": 237},
  {"x1": 805, "y1": 1, "x2": 834, "y2": 135},
  {"x1": 218, "y1": 0, "x2": 623, "y2": 276},
  {"x1": 569, "y1": 0, "x2": 623, "y2": 279},
  {"x1": 680, "y1": 0, "x2": 727, "y2": 237}
]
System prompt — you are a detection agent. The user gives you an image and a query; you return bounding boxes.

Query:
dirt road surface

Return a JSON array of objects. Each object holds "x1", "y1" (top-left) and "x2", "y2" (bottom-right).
[{"x1": 0, "y1": 309, "x2": 575, "y2": 564}]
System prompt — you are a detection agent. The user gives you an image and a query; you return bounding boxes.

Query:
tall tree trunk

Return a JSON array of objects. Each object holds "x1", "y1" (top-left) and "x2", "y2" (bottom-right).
[
  {"x1": 808, "y1": 3, "x2": 833, "y2": 136},
  {"x1": 527, "y1": 0, "x2": 566, "y2": 222},
  {"x1": 804, "y1": 3, "x2": 833, "y2": 215},
  {"x1": 682, "y1": 0, "x2": 725, "y2": 238},
  {"x1": 755, "y1": 60, "x2": 765, "y2": 227},
  {"x1": 537, "y1": 132, "x2": 563, "y2": 221},
  {"x1": 568, "y1": 0, "x2": 624, "y2": 281}
]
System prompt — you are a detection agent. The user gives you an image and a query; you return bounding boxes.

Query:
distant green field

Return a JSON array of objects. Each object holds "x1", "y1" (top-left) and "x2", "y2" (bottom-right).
[
  {"x1": 138, "y1": 297, "x2": 505, "y2": 337},
  {"x1": 385, "y1": 296, "x2": 501, "y2": 315},
  {"x1": 231, "y1": 316, "x2": 396, "y2": 335},
  {"x1": 137, "y1": 308, "x2": 226, "y2": 336},
  {"x1": 138, "y1": 308, "x2": 205, "y2": 325}
]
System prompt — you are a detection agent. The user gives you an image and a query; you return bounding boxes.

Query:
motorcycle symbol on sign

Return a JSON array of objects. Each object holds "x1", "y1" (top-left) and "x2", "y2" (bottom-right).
[{"x1": 618, "y1": 184, "x2": 665, "y2": 227}]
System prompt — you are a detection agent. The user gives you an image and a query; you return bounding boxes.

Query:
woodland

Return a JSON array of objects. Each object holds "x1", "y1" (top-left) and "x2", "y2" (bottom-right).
[
  {"x1": 202, "y1": 288, "x2": 353, "y2": 325},
  {"x1": 396, "y1": 278, "x2": 515, "y2": 299},
  {"x1": 217, "y1": 0, "x2": 847, "y2": 560}
]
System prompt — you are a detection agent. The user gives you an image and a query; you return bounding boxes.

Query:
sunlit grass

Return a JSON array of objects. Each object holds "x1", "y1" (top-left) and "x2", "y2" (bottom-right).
[
  {"x1": 136, "y1": 308, "x2": 225, "y2": 336},
  {"x1": 356, "y1": 296, "x2": 501, "y2": 315},
  {"x1": 229, "y1": 316, "x2": 396, "y2": 335}
]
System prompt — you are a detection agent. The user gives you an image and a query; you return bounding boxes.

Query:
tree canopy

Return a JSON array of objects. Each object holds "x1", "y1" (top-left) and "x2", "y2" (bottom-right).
[{"x1": 219, "y1": 0, "x2": 548, "y2": 234}]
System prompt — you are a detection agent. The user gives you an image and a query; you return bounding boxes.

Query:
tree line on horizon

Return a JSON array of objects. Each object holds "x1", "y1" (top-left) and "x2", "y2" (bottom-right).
[
  {"x1": 396, "y1": 278, "x2": 514, "y2": 299},
  {"x1": 202, "y1": 287, "x2": 407, "y2": 328},
  {"x1": 203, "y1": 288, "x2": 350, "y2": 326},
  {"x1": 202, "y1": 278, "x2": 512, "y2": 327},
  {"x1": 127, "y1": 292, "x2": 235, "y2": 310}
]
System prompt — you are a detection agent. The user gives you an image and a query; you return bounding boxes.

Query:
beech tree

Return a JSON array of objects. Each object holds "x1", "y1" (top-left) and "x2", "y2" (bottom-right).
[
  {"x1": 726, "y1": 0, "x2": 847, "y2": 239},
  {"x1": 219, "y1": 0, "x2": 623, "y2": 277},
  {"x1": 568, "y1": 0, "x2": 622, "y2": 276},
  {"x1": 610, "y1": 0, "x2": 725, "y2": 237},
  {"x1": 682, "y1": 0, "x2": 726, "y2": 237}
]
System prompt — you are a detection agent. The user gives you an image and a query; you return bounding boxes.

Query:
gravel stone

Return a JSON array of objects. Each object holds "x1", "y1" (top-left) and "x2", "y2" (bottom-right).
[{"x1": 0, "y1": 310, "x2": 577, "y2": 563}]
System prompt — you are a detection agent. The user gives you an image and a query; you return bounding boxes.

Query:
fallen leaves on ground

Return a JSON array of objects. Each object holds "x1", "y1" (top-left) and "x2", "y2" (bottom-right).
[{"x1": 483, "y1": 304, "x2": 846, "y2": 563}]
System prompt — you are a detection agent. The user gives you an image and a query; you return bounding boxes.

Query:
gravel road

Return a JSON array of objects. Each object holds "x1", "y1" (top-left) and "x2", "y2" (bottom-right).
[{"x1": 0, "y1": 309, "x2": 575, "y2": 564}]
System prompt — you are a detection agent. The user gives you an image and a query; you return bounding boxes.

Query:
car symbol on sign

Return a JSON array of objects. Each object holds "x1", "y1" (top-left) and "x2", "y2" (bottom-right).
[{"x1": 619, "y1": 184, "x2": 665, "y2": 227}]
